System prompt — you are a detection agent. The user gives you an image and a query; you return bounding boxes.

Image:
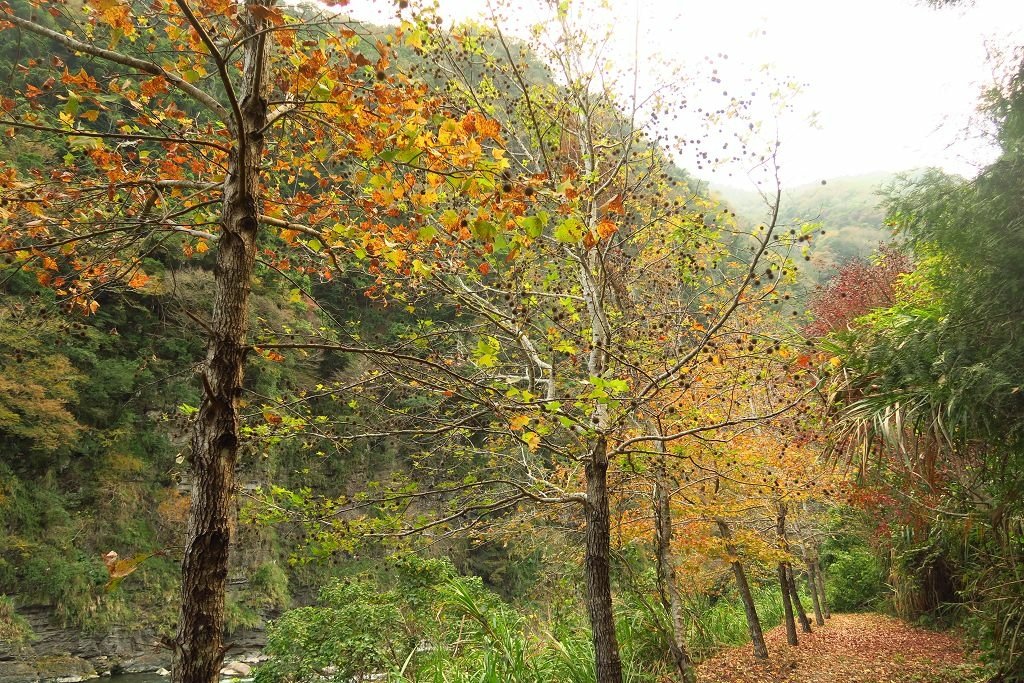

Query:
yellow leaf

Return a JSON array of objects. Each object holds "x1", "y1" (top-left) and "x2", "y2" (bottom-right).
[{"x1": 522, "y1": 431, "x2": 541, "y2": 452}]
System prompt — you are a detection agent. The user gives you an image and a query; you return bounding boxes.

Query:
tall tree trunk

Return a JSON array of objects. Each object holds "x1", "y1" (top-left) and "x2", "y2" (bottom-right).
[
  {"x1": 815, "y1": 560, "x2": 831, "y2": 618},
  {"x1": 585, "y1": 435, "x2": 623, "y2": 683},
  {"x1": 171, "y1": 5, "x2": 270, "y2": 683},
  {"x1": 577, "y1": 213, "x2": 621, "y2": 683},
  {"x1": 787, "y1": 564, "x2": 812, "y2": 633},
  {"x1": 716, "y1": 520, "x2": 768, "y2": 660},
  {"x1": 776, "y1": 504, "x2": 798, "y2": 646},
  {"x1": 653, "y1": 457, "x2": 696, "y2": 683},
  {"x1": 777, "y1": 563, "x2": 798, "y2": 646},
  {"x1": 806, "y1": 561, "x2": 825, "y2": 626}
]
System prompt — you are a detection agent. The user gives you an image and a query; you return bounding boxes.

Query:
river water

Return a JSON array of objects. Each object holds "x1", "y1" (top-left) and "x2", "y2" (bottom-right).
[
  {"x1": 109, "y1": 675, "x2": 253, "y2": 683},
  {"x1": 108, "y1": 676, "x2": 167, "y2": 683}
]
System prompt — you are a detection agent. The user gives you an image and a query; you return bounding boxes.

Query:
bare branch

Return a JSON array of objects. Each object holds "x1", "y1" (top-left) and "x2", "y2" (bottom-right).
[
  {"x1": 174, "y1": 0, "x2": 243, "y2": 132},
  {"x1": 0, "y1": 119, "x2": 230, "y2": 153}
]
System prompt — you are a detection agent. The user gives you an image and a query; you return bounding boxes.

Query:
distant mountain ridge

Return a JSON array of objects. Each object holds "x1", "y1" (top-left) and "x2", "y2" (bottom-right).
[{"x1": 712, "y1": 172, "x2": 906, "y2": 282}]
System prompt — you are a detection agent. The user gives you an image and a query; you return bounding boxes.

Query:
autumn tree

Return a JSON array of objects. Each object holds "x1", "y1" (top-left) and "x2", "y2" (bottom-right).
[
  {"x1": 272, "y1": 3, "x2": 822, "y2": 680},
  {"x1": 804, "y1": 244, "x2": 911, "y2": 338},
  {"x1": 0, "y1": 1, "x2": 501, "y2": 681}
]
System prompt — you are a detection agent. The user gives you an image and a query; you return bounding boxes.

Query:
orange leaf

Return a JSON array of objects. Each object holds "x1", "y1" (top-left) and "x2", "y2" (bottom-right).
[
  {"x1": 596, "y1": 219, "x2": 617, "y2": 239},
  {"x1": 247, "y1": 4, "x2": 285, "y2": 26},
  {"x1": 478, "y1": 262, "x2": 490, "y2": 275},
  {"x1": 605, "y1": 193, "x2": 625, "y2": 215},
  {"x1": 127, "y1": 270, "x2": 149, "y2": 289},
  {"x1": 509, "y1": 414, "x2": 530, "y2": 431}
]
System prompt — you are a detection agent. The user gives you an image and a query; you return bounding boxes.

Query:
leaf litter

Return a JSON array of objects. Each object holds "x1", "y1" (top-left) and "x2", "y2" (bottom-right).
[{"x1": 696, "y1": 613, "x2": 977, "y2": 683}]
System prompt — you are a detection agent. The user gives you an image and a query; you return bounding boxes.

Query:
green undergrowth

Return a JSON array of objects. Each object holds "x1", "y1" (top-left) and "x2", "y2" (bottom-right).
[{"x1": 256, "y1": 555, "x2": 823, "y2": 683}]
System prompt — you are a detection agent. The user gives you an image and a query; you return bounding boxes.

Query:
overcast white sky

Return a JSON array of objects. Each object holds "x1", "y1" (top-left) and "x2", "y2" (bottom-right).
[{"x1": 343, "y1": 0, "x2": 1024, "y2": 187}]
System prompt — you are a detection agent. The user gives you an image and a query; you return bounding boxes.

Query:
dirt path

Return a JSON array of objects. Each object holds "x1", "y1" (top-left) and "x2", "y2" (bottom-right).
[{"x1": 695, "y1": 613, "x2": 976, "y2": 683}]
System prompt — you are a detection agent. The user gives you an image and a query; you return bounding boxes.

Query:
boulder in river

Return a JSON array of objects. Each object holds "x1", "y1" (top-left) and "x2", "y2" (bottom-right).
[{"x1": 218, "y1": 662, "x2": 251, "y2": 678}]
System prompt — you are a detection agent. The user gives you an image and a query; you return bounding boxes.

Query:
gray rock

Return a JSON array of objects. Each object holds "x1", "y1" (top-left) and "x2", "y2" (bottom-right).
[
  {"x1": 36, "y1": 656, "x2": 97, "y2": 683},
  {"x1": 219, "y1": 662, "x2": 251, "y2": 677},
  {"x1": 116, "y1": 653, "x2": 170, "y2": 675},
  {"x1": 0, "y1": 661, "x2": 38, "y2": 683}
]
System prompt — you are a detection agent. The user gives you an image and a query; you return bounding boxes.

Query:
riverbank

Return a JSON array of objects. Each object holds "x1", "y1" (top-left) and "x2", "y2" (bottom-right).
[{"x1": 0, "y1": 607, "x2": 265, "y2": 683}]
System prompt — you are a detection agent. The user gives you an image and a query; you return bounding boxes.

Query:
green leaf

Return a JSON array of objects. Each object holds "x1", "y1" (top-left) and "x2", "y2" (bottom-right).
[
  {"x1": 64, "y1": 92, "x2": 80, "y2": 117},
  {"x1": 473, "y1": 336, "x2": 501, "y2": 368},
  {"x1": 553, "y1": 217, "x2": 584, "y2": 244},
  {"x1": 68, "y1": 136, "x2": 104, "y2": 151},
  {"x1": 472, "y1": 220, "x2": 497, "y2": 243},
  {"x1": 516, "y1": 214, "x2": 543, "y2": 238},
  {"x1": 606, "y1": 379, "x2": 629, "y2": 394}
]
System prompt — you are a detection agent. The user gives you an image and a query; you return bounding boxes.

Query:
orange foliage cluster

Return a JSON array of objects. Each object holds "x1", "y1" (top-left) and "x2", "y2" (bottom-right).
[{"x1": 0, "y1": 0, "x2": 518, "y2": 311}]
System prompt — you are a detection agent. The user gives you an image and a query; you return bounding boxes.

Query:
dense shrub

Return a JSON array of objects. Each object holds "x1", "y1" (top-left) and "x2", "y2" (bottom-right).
[{"x1": 826, "y1": 548, "x2": 886, "y2": 612}]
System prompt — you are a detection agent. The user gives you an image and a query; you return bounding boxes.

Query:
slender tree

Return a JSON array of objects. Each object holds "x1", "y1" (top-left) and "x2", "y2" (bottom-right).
[
  {"x1": 806, "y1": 559, "x2": 825, "y2": 626},
  {"x1": 652, "y1": 440, "x2": 697, "y2": 681},
  {"x1": 815, "y1": 560, "x2": 831, "y2": 618},
  {"x1": 787, "y1": 564, "x2": 812, "y2": 633},
  {"x1": 776, "y1": 503, "x2": 799, "y2": 646},
  {"x1": 716, "y1": 519, "x2": 769, "y2": 659}
]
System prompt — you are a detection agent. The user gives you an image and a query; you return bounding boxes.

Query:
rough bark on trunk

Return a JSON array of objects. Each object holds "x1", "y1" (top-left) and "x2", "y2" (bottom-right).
[
  {"x1": 653, "y1": 461, "x2": 696, "y2": 682},
  {"x1": 787, "y1": 564, "x2": 812, "y2": 633},
  {"x1": 171, "y1": 5, "x2": 270, "y2": 683},
  {"x1": 815, "y1": 560, "x2": 831, "y2": 618},
  {"x1": 585, "y1": 435, "x2": 624, "y2": 683},
  {"x1": 716, "y1": 520, "x2": 768, "y2": 660},
  {"x1": 806, "y1": 561, "x2": 825, "y2": 626}
]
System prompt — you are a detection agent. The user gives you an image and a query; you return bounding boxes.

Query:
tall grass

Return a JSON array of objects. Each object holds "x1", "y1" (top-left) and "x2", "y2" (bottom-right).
[
  {"x1": 683, "y1": 585, "x2": 807, "y2": 660},
  {"x1": 388, "y1": 573, "x2": 672, "y2": 683}
]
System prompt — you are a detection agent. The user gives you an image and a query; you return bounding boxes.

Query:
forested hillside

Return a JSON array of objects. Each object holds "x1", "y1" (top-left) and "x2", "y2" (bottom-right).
[
  {"x1": 714, "y1": 174, "x2": 895, "y2": 283},
  {"x1": 0, "y1": 1, "x2": 1020, "y2": 683}
]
